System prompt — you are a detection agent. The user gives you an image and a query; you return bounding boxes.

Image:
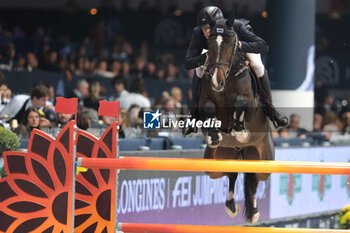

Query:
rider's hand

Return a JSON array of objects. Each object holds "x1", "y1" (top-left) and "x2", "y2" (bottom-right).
[{"x1": 196, "y1": 65, "x2": 206, "y2": 78}]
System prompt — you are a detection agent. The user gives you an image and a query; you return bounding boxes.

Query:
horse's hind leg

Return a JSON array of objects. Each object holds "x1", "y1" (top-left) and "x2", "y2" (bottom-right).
[
  {"x1": 244, "y1": 173, "x2": 260, "y2": 223},
  {"x1": 242, "y1": 146, "x2": 260, "y2": 223},
  {"x1": 225, "y1": 172, "x2": 241, "y2": 218},
  {"x1": 255, "y1": 133, "x2": 275, "y2": 181},
  {"x1": 211, "y1": 147, "x2": 241, "y2": 218},
  {"x1": 204, "y1": 146, "x2": 224, "y2": 179}
]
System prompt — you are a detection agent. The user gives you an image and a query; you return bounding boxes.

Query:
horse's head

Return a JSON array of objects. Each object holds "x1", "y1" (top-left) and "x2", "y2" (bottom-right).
[{"x1": 208, "y1": 18, "x2": 239, "y2": 92}]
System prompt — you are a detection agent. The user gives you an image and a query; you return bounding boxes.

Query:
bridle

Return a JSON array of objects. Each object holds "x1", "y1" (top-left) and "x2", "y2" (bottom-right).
[{"x1": 209, "y1": 33, "x2": 239, "y2": 80}]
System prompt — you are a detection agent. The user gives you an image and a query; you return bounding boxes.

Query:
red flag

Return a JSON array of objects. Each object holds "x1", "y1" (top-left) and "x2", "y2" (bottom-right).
[
  {"x1": 55, "y1": 97, "x2": 78, "y2": 114},
  {"x1": 98, "y1": 101, "x2": 120, "y2": 117}
]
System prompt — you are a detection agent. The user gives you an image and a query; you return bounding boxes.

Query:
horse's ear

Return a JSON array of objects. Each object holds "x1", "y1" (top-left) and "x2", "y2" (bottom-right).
[
  {"x1": 205, "y1": 12, "x2": 216, "y2": 28},
  {"x1": 226, "y1": 17, "x2": 234, "y2": 29}
]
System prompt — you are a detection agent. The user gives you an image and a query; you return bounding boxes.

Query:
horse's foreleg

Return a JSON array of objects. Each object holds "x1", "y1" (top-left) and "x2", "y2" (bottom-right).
[
  {"x1": 244, "y1": 173, "x2": 260, "y2": 223},
  {"x1": 231, "y1": 95, "x2": 251, "y2": 143},
  {"x1": 200, "y1": 100, "x2": 222, "y2": 148},
  {"x1": 225, "y1": 173, "x2": 240, "y2": 218}
]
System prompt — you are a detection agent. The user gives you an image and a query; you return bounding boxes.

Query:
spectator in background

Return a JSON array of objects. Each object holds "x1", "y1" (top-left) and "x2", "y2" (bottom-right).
[
  {"x1": 129, "y1": 76, "x2": 148, "y2": 97},
  {"x1": 165, "y1": 63, "x2": 180, "y2": 82},
  {"x1": 146, "y1": 62, "x2": 157, "y2": 79},
  {"x1": 46, "y1": 84, "x2": 56, "y2": 105},
  {"x1": 69, "y1": 79, "x2": 89, "y2": 106},
  {"x1": 161, "y1": 96, "x2": 177, "y2": 126},
  {"x1": 95, "y1": 60, "x2": 114, "y2": 78},
  {"x1": 109, "y1": 75, "x2": 128, "y2": 101},
  {"x1": 15, "y1": 56, "x2": 26, "y2": 71},
  {"x1": 322, "y1": 94, "x2": 337, "y2": 114},
  {"x1": 131, "y1": 55, "x2": 148, "y2": 79},
  {"x1": 0, "y1": 83, "x2": 50, "y2": 123},
  {"x1": 26, "y1": 52, "x2": 39, "y2": 71},
  {"x1": 129, "y1": 105, "x2": 143, "y2": 127},
  {"x1": 278, "y1": 127, "x2": 289, "y2": 139},
  {"x1": 110, "y1": 60, "x2": 122, "y2": 77},
  {"x1": 52, "y1": 112, "x2": 74, "y2": 128},
  {"x1": 287, "y1": 114, "x2": 309, "y2": 138},
  {"x1": 0, "y1": 72, "x2": 11, "y2": 112},
  {"x1": 109, "y1": 75, "x2": 150, "y2": 110},
  {"x1": 170, "y1": 87, "x2": 184, "y2": 115},
  {"x1": 77, "y1": 112, "x2": 91, "y2": 130},
  {"x1": 41, "y1": 50, "x2": 59, "y2": 72},
  {"x1": 74, "y1": 56, "x2": 88, "y2": 75},
  {"x1": 313, "y1": 113, "x2": 323, "y2": 133},
  {"x1": 0, "y1": 43, "x2": 16, "y2": 71},
  {"x1": 84, "y1": 79, "x2": 103, "y2": 111},
  {"x1": 119, "y1": 108, "x2": 132, "y2": 138},
  {"x1": 121, "y1": 60, "x2": 131, "y2": 78},
  {"x1": 322, "y1": 111, "x2": 342, "y2": 139},
  {"x1": 343, "y1": 112, "x2": 350, "y2": 135},
  {"x1": 155, "y1": 66, "x2": 166, "y2": 80},
  {"x1": 14, "y1": 107, "x2": 41, "y2": 139}
]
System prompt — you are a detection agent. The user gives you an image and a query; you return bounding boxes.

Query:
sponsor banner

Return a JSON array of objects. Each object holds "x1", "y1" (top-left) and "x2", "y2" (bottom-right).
[
  {"x1": 270, "y1": 146, "x2": 350, "y2": 219},
  {"x1": 250, "y1": 211, "x2": 340, "y2": 229},
  {"x1": 116, "y1": 146, "x2": 350, "y2": 224},
  {"x1": 117, "y1": 170, "x2": 270, "y2": 225}
]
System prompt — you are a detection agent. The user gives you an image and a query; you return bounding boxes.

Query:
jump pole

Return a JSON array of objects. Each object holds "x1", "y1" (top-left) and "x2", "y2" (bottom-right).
[
  {"x1": 117, "y1": 223, "x2": 350, "y2": 233},
  {"x1": 77, "y1": 157, "x2": 350, "y2": 175}
]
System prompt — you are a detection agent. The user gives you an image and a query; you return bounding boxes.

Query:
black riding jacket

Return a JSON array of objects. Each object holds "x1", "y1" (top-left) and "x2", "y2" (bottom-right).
[{"x1": 185, "y1": 19, "x2": 269, "y2": 70}]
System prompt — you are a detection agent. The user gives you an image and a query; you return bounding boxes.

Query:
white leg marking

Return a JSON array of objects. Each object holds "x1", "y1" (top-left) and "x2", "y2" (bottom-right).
[
  {"x1": 239, "y1": 111, "x2": 245, "y2": 122},
  {"x1": 218, "y1": 133, "x2": 223, "y2": 142},
  {"x1": 253, "y1": 194, "x2": 257, "y2": 208}
]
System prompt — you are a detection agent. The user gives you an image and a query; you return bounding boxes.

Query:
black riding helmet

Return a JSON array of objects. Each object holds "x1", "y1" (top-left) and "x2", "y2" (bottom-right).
[{"x1": 197, "y1": 6, "x2": 224, "y2": 28}]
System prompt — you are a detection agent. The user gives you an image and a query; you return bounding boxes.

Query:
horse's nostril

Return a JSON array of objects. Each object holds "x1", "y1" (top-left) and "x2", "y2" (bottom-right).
[{"x1": 219, "y1": 80, "x2": 224, "y2": 87}]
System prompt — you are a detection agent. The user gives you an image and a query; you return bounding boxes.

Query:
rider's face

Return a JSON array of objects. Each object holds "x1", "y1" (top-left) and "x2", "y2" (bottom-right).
[{"x1": 202, "y1": 26, "x2": 211, "y2": 39}]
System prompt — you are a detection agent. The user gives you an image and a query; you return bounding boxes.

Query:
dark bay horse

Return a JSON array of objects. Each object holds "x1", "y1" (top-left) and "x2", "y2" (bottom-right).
[{"x1": 197, "y1": 18, "x2": 275, "y2": 223}]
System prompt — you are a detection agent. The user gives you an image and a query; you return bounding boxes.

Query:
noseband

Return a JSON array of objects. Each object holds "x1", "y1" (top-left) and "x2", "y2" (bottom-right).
[{"x1": 209, "y1": 34, "x2": 239, "y2": 80}]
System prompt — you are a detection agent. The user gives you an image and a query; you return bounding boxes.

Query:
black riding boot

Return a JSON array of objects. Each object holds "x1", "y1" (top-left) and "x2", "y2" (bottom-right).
[
  {"x1": 182, "y1": 74, "x2": 200, "y2": 135},
  {"x1": 259, "y1": 71, "x2": 288, "y2": 128}
]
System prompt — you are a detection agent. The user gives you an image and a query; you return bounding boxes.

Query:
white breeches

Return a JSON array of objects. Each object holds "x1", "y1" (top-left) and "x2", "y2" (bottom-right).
[{"x1": 246, "y1": 53, "x2": 265, "y2": 78}]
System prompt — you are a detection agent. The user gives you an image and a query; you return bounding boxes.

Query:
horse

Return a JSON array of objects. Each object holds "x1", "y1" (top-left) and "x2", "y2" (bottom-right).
[{"x1": 197, "y1": 18, "x2": 275, "y2": 223}]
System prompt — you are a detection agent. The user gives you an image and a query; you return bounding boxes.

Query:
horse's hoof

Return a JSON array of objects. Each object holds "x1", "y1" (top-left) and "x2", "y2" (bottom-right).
[
  {"x1": 235, "y1": 129, "x2": 251, "y2": 143},
  {"x1": 206, "y1": 131, "x2": 222, "y2": 148},
  {"x1": 206, "y1": 136, "x2": 220, "y2": 148},
  {"x1": 249, "y1": 211, "x2": 260, "y2": 223},
  {"x1": 225, "y1": 202, "x2": 240, "y2": 218}
]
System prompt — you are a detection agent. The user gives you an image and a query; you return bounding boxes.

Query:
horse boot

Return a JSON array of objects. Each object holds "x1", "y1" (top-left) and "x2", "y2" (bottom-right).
[{"x1": 258, "y1": 71, "x2": 289, "y2": 128}]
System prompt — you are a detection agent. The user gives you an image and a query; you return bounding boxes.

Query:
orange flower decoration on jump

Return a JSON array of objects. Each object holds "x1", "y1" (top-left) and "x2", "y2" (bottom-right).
[
  {"x1": 0, "y1": 121, "x2": 75, "y2": 233},
  {"x1": 74, "y1": 122, "x2": 118, "y2": 233}
]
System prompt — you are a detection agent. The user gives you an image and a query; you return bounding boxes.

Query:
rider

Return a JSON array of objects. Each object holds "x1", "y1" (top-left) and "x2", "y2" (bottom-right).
[{"x1": 183, "y1": 6, "x2": 288, "y2": 135}]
